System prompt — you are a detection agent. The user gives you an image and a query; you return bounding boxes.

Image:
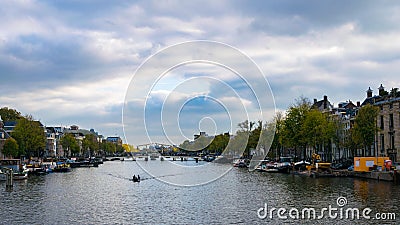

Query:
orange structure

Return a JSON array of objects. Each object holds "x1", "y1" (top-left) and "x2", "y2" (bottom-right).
[{"x1": 354, "y1": 157, "x2": 389, "y2": 172}]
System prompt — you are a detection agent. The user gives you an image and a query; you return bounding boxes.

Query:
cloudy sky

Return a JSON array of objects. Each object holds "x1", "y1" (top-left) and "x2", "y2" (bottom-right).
[{"x1": 1, "y1": 0, "x2": 400, "y2": 146}]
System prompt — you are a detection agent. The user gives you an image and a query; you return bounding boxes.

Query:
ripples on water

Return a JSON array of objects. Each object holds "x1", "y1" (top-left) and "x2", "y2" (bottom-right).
[{"x1": 0, "y1": 160, "x2": 399, "y2": 224}]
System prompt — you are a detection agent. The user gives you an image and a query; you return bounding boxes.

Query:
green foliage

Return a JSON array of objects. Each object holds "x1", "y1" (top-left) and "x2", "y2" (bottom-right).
[
  {"x1": 267, "y1": 112, "x2": 284, "y2": 159},
  {"x1": 102, "y1": 142, "x2": 116, "y2": 154},
  {"x1": 2, "y1": 138, "x2": 19, "y2": 158},
  {"x1": 12, "y1": 116, "x2": 46, "y2": 157},
  {"x1": 179, "y1": 135, "x2": 213, "y2": 152},
  {"x1": 351, "y1": 104, "x2": 379, "y2": 155},
  {"x1": 116, "y1": 144, "x2": 125, "y2": 153},
  {"x1": 60, "y1": 133, "x2": 80, "y2": 157},
  {"x1": 82, "y1": 134, "x2": 99, "y2": 156},
  {"x1": 0, "y1": 107, "x2": 22, "y2": 122},
  {"x1": 208, "y1": 133, "x2": 230, "y2": 154},
  {"x1": 281, "y1": 97, "x2": 312, "y2": 157},
  {"x1": 301, "y1": 109, "x2": 335, "y2": 152}
]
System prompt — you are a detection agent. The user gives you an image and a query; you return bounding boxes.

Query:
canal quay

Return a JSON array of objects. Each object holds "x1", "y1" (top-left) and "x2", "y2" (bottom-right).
[{"x1": 0, "y1": 159, "x2": 399, "y2": 225}]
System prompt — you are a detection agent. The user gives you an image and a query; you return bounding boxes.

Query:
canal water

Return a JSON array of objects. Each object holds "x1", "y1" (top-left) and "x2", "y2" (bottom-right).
[{"x1": 0, "y1": 160, "x2": 399, "y2": 224}]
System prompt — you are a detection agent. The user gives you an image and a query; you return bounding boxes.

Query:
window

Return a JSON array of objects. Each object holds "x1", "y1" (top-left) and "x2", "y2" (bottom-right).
[
  {"x1": 389, "y1": 114, "x2": 394, "y2": 128},
  {"x1": 390, "y1": 133, "x2": 395, "y2": 150},
  {"x1": 380, "y1": 105, "x2": 383, "y2": 111},
  {"x1": 380, "y1": 115, "x2": 384, "y2": 129},
  {"x1": 380, "y1": 134, "x2": 385, "y2": 154},
  {"x1": 390, "y1": 103, "x2": 393, "y2": 109}
]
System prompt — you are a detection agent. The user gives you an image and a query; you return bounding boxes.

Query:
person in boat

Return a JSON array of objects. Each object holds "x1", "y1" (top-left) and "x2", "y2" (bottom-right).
[
  {"x1": 133, "y1": 175, "x2": 137, "y2": 182},
  {"x1": 137, "y1": 175, "x2": 140, "y2": 182}
]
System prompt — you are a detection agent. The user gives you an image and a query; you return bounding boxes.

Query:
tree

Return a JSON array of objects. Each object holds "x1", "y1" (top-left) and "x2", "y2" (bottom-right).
[
  {"x1": 331, "y1": 115, "x2": 346, "y2": 160},
  {"x1": 351, "y1": 104, "x2": 379, "y2": 156},
  {"x1": 0, "y1": 107, "x2": 22, "y2": 122},
  {"x1": 208, "y1": 132, "x2": 230, "y2": 154},
  {"x1": 267, "y1": 112, "x2": 284, "y2": 160},
  {"x1": 82, "y1": 134, "x2": 99, "y2": 157},
  {"x1": 2, "y1": 138, "x2": 19, "y2": 158},
  {"x1": 60, "y1": 134, "x2": 80, "y2": 157},
  {"x1": 12, "y1": 116, "x2": 46, "y2": 157},
  {"x1": 301, "y1": 109, "x2": 335, "y2": 161},
  {"x1": 281, "y1": 97, "x2": 312, "y2": 159},
  {"x1": 102, "y1": 142, "x2": 116, "y2": 155}
]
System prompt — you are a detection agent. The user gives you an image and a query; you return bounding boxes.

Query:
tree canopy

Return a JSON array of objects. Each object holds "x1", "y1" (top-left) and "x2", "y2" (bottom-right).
[
  {"x1": 0, "y1": 107, "x2": 22, "y2": 122},
  {"x1": 2, "y1": 138, "x2": 19, "y2": 158},
  {"x1": 351, "y1": 104, "x2": 379, "y2": 156},
  {"x1": 60, "y1": 133, "x2": 80, "y2": 157},
  {"x1": 12, "y1": 116, "x2": 46, "y2": 157}
]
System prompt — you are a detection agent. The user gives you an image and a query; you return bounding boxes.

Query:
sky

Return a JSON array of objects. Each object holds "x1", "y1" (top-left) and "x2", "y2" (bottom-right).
[{"x1": 1, "y1": 0, "x2": 400, "y2": 146}]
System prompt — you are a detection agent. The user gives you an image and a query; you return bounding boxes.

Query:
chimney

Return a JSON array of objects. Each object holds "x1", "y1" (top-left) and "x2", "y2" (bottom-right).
[
  {"x1": 367, "y1": 87, "x2": 373, "y2": 98},
  {"x1": 323, "y1": 95, "x2": 328, "y2": 109},
  {"x1": 378, "y1": 84, "x2": 385, "y2": 96},
  {"x1": 357, "y1": 101, "x2": 360, "y2": 107}
]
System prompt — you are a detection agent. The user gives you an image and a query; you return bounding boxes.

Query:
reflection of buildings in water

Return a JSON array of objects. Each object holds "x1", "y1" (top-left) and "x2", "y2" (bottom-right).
[
  {"x1": 353, "y1": 179, "x2": 393, "y2": 211},
  {"x1": 354, "y1": 179, "x2": 369, "y2": 202}
]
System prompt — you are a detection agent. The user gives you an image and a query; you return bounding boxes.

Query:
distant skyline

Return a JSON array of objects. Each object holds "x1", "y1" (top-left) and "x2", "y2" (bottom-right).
[{"x1": 1, "y1": 0, "x2": 400, "y2": 145}]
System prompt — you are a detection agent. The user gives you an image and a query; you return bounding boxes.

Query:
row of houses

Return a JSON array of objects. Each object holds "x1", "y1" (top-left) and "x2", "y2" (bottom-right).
[
  {"x1": 312, "y1": 84, "x2": 400, "y2": 162},
  {"x1": 0, "y1": 118, "x2": 122, "y2": 158}
]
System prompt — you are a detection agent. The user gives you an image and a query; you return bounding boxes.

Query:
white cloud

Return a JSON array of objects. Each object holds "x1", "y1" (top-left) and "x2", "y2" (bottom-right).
[{"x1": 1, "y1": 0, "x2": 400, "y2": 145}]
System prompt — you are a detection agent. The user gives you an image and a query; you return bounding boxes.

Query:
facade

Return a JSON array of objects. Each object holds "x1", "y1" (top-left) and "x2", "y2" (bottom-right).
[
  {"x1": 106, "y1": 136, "x2": 123, "y2": 145},
  {"x1": 3, "y1": 121, "x2": 17, "y2": 134},
  {"x1": 331, "y1": 101, "x2": 360, "y2": 161},
  {"x1": 45, "y1": 127, "x2": 65, "y2": 157},
  {"x1": 0, "y1": 116, "x2": 12, "y2": 159},
  {"x1": 312, "y1": 95, "x2": 334, "y2": 112},
  {"x1": 362, "y1": 85, "x2": 400, "y2": 162}
]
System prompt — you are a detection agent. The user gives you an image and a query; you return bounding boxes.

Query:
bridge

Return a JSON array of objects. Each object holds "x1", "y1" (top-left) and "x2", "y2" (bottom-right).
[{"x1": 136, "y1": 143, "x2": 176, "y2": 154}]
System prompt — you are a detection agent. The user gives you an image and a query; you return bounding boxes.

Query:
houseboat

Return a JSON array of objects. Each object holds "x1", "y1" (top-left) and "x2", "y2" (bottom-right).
[{"x1": 0, "y1": 159, "x2": 29, "y2": 180}]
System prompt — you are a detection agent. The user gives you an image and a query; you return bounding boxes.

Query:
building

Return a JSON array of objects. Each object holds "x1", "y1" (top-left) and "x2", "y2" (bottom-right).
[
  {"x1": 45, "y1": 127, "x2": 65, "y2": 157},
  {"x1": 331, "y1": 100, "x2": 360, "y2": 161},
  {"x1": 362, "y1": 84, "x2": 400, "y2": 162},
  {"x1": 106, "y1": 136, "x2": 123, "y2": 145},
  {"x1": 194, "y1": 131, "x2": 207, "y2": 140},
  {"x1": 0, "y1": 116, "x2": 12, "y2": 159},
  {"x1": 64, "y1": 125, "x2": 102, "y2": 156},
  {"x1": 312, "y1": 95, "x2": 334, "y2": 112},
  {"x1": 3, "y1": 121, "x2": 17, "y2": 134}
]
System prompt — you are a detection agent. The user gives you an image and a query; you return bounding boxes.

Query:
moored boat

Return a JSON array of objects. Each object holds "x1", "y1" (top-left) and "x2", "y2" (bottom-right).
[
  {"x1": 263, "y1": 162, "x2": 279, "y2": 172},
  {"x1": 233, "y1": 159, "x2": 249, "y2": 168},
  {"x1": 0, "y1": 159, "x2": 29, "y2": 180},
  {"x1": 53, "y1": 162, "x2": 72, "y2": 172}
]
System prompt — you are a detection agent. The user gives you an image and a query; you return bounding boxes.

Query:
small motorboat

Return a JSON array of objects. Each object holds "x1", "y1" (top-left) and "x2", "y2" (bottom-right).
[{"x1": 53, "y1": 162, "x2": 72, "y2": 172}]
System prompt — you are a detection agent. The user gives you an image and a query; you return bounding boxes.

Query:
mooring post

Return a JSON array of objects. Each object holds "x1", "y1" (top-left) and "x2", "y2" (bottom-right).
[{"x1": 6, "y1": 169, "x2": 13, "y2": 190}]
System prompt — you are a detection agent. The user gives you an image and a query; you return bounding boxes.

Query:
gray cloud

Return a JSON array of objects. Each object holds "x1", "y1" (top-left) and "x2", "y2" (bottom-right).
[{"x1": 1, "y1": 0, "x2": 400, "y2": 144}]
